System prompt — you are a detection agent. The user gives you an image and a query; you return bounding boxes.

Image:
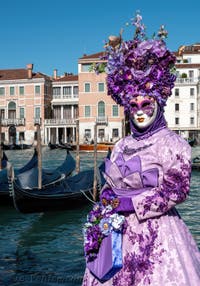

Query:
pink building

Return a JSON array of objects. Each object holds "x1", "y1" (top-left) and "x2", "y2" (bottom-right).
[
  {"x1": 44, "y1": 72, "x2": 78, "y2": 144},
  {"x1": 0, "y1": 64, "x2": 52, "y2": 144},
  {"x1": 78, "y1": 52, "x2": 125, "y2": 144}
]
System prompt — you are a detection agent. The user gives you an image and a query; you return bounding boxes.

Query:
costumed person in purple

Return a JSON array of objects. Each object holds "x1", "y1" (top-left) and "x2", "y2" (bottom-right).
[{"x1": 82, "y1": 13, "x2": 200, "y2": 286}]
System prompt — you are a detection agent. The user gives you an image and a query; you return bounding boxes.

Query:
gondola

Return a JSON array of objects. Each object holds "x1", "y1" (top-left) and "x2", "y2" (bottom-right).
[
  {"x1": 43, "y1": 150, "x2": 76, "y2": 177},
  {"x1": 19, "y1": 143, "x2": 33, "y2": 150},
  {"x1": 2, "y1": 143, "x2": 33, "y2": 150},
  {"x1": 98, "y1": 147, "x2": 112, "y2": 187},
  {"x1": 11, "y1": 148, "x2": 111, "y2": 213},
  {"x1": 192, "y1": 155, "x2": 200, "y2": 170},
  {"x1": 187, "y1": 138, "x2": 198, "y2": 147},
  {"x1": 12, "y1": 169, "x2": 95, "y2": 213},
  {"x1": 48, "y1": 142, "x2": 57, "y2": 149},
  {"x1": 48, "y1": 142, "x2": 74, "y2": 150},
  {"x1": 15, "y1": 148, "x2": 38, "y2": 175},
  {"x1": 0, "y1": 149, "x2": 38, "y2": 202},
  {"x1": 0, "y1": 150, "x2": 76, "y2": 203},
  {"x1": 14, "y1": 150, "x2": 75, "y2": 190},
  {"x1": 0, "y1": 151, "x2": 9, "y2": 200},
  {"x1": 1, "y1": 151, "x2": 8, "y2": 169}
]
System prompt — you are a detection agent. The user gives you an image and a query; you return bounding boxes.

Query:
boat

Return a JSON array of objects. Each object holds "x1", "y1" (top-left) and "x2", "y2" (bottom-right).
[
  {"x1": 19, "y1": 143, "x2": 33, "y2": 150},
  {"x1": 14, "y1": 150, "x2": 76, "y2": 190},
  {"x1": 0, "y1": 150, "x2": 76, "y2": 203},
  {"x1": 1, "y1": 151, "x2": 8, "y2": 169},
  {"x1": 12, "y1": 169, "x2": 95, "y2": 213},
  {"x1": 11, "y1": 150, "x2": 111, "y2": 213},
  {"x1": 187, "y1": 138, "x2": 197, "y2": 147},
  {"x1": 79, "y1": 143, "x2": 114, "y2": 152},
  {"x1": 98, "y1": 147, "x2": 112, "y2": 187},
  {"x1": 15, "y1": 148, "x2": 38, "y2": 175},
  {"x1": 43, "y1": 150, "x2": 76, "y2": 177},
  {"x1": 2, "y1": 143, "x2": 33, "y2": 150},
  {"x1": 48, "y1": 142, "x2": 74, "y2": 150},
  {"x1": 48, "y1": 142, "x2": 57, "y2": 150},
  {"x1": 192, "y1": 156, "x2": 200, "y2": 170},
  {"x1": 0, "y1": 149, "x2": 38, "y2": 202}
]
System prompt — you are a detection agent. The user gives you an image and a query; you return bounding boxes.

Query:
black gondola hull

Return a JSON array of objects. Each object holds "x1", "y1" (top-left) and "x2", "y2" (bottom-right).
[
  {"x1": 0, "y1": 150, "x2": 76, "y2": 203},
  {"x1": 13, "y1": 185, "x2": 92, "y2": 213},
  {"x1": 12, "y1": 169, "x2": 94, "y2": 213}
]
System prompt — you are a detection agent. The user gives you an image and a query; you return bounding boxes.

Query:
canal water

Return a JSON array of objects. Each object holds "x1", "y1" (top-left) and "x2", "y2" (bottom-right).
[{"x1": 0, "y1": 147, "x2": 200, "y2": 286}]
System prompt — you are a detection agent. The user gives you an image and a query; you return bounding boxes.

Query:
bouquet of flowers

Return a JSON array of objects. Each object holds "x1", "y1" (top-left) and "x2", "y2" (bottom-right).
[{"x1": 83, "y1": 198, "x2": 125, "y2": 262}]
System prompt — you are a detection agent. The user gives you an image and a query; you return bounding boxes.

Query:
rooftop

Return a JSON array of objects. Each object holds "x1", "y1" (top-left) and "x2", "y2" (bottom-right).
[{"x1": 0, "y1": 67, "x2": 50, "y2": 81}]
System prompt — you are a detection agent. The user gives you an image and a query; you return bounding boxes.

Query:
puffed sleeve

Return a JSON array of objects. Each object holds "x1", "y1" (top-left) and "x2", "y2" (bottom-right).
[{"x1": 132, "y1": 134, "x2": 191, "y2": 221}]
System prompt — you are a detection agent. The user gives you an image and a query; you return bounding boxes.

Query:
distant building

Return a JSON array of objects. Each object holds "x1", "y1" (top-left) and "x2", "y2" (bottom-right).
[
  {"x1": 0, "y1": 64, "x2": 52, "y2": 145},
  {"x1": 1, "y1": 43, "x2": 200, "y2": 146},
  {"x1": 79, "y1": 45, "x2": 200, "y2": 143},
  {"x1": 165, "y1": 43, "x2": 200, "y2": 141},
  {"x1": 44, "y1": 71, "x2": 78, "y2": 144},
  {"x1": 78, "y1": 52, "x2": 125, "y2": 144}
]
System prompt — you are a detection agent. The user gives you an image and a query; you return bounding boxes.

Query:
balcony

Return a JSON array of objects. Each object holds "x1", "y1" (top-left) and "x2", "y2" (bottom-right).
[
  {"x1": 44, "y1": 118, "x2": 77, "y2": 126},
  {"x1": 34, "y1": 118, "x2": 42, "y2": 125},
  {"x1": 96, "y1": 116, "x2": 108, "y2": 125},
  {"x1": 52, "y1": 94, "x2": 78, "y2": 101},
  {"x1": 176, "y1": 77, "x2": 199, "y2": 84},
  {"x1": 1, "y1": 118, "x2": 25, "y2": 126}
]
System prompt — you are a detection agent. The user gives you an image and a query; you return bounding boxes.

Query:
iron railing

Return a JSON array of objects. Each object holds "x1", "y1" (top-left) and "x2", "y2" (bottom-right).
[
  {"x1": 1, "y1": 118, "x2": 25, "y2": 126},
  {"x1": 44, "y1": 118, "x2": 77, "y2": 125}
]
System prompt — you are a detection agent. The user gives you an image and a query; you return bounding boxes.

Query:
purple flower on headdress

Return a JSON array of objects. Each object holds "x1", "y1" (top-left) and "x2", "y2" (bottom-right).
[
  {"x1": 131, "y1": 13, "x2": 146, "y2": 39},
  {"x1": 131, "y1": 67, "x2": 152, "y2": 80},
  {"x1": 97, "y1": 12, "x2": 177, "y2": 112}
]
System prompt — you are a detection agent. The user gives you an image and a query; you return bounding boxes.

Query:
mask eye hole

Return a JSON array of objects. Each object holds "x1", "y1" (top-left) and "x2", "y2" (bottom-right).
[
  {"x1": 130, "y1": 102, "x2": 138, "y2": 109},
  {"x1": 141, "y1": 101, "x2": 151, "y2": 108}
]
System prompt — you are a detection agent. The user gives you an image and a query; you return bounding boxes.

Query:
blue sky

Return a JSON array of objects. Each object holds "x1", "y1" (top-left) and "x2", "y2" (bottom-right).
[{"x1": 0, "y1": 0, "x2": 200, "y2": 77}]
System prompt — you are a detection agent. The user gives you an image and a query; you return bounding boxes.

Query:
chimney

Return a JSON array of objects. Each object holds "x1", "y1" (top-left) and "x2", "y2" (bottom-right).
[
  {"x1": 53, "y1": 69, "x2": 58, "y2": 79},
  {"x1": 26, "y1": 64, "x2": 33, "y2": 79}
]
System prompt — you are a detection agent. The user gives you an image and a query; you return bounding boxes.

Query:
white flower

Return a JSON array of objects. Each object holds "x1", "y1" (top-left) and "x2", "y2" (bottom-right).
[
  {"x1": 84, "y1": 222, "x2": 93, "y2": 229},
  {"x1": 110, "y1": 213, "x2": 125, "y2": 231},
  {"x1": 101, "y1": 205, "x2": 113, "y2": 215}
]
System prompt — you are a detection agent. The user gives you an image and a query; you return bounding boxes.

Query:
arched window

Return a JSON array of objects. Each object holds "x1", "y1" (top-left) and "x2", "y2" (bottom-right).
[
  {"x1": 8, "y1": 101, "x2": 16, "y2": 110},
  {"x1": 8, "y1": 101, "x2": 16, "y2": 119},
  {"x1": 98, "y1": 101, "x2": 105, "y2": 118}
]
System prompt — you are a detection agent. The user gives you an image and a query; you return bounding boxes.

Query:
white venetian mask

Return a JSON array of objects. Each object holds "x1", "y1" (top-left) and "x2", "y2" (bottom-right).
[{"x1": 130, "y1": 96, "x2": 158, "y2": 129}]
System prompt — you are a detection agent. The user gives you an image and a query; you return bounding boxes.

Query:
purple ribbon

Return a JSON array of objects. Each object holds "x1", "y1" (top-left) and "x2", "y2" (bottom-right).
[
  {"x1": 115, "y1": 153, "x2": 141, "y2": 177},
  {"x1": 105, "y1": 153, "x2": 159, "y2": 191}
]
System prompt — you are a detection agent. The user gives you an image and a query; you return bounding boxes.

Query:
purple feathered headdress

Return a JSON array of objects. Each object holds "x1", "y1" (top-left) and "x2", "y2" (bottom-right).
[{"x1": 94, "y1": 13, "x2": 177, "y2": 113}]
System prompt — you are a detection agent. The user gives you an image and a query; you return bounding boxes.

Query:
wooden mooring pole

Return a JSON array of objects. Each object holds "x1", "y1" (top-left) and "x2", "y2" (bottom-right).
[
  {"x1": 93, "y1": 123, "x2": 97, "y2": 202},
  {"x1": 0, "y1": 116, "x2": 2, "y2": 171},
  {"x1": 76, "y1": 119, "x2": 80, "y2": 173},
  {"x1": 36, "y1": 123, "x2": 42, "y2": 189}
]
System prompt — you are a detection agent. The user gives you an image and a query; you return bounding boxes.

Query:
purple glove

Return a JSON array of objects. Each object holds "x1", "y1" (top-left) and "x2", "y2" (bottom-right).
[
  {"x1": 100, "y1": 187, "x2": 134, "y2": 213},
  {"x1": 115, "y1": 196, "x2": 134, "y2": 213}
]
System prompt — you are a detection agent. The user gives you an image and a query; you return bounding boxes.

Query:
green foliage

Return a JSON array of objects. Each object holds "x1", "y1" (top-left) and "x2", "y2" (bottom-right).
[
  {"x1": 181, "y1": 73, "x2": 187, "y2": 78},
  {"x1": 89, "y1": 62, "x2": 107, "y2": 74}
]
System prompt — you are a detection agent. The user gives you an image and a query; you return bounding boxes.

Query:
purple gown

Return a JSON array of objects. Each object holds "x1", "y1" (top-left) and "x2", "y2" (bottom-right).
[{"x1": 82, "y1": 128, "x2": 200, "y2": 285}]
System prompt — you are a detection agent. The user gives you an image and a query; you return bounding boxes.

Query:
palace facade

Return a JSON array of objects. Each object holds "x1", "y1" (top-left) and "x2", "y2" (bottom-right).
[
  {"x1": 44, "y1": 71, "x2": 78, "y2": 145},
  {"x1": 1, "y1": 43, "x2": 200, "y2": 145},
  {"x1": 165, "y1": 43, "x2": 200, "y2": 141},
  {"x1": 0, "y1": 64, "x2": 52, "y2": 145},
  {"x1": 78, "y1": 52, "x2": 124, "y2": 144}
]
